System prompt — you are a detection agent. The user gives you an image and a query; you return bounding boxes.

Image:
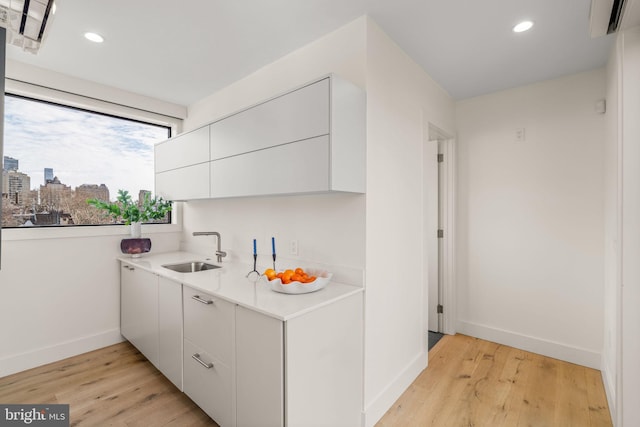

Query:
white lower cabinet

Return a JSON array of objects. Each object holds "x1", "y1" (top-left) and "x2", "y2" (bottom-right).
[
  {"x1": 235, "y1": 306, "x2": 284, "y2": 427},
  {"x1": 183, "y1": 285, "x2": 235, "y2": 427},
  {"x1": 235, "y1": 292, "x2": 363, "y2": 427},
  {"x1": 120, "y1": 263, "x2": 159, "y2": 367},
  {"x1": 284, "y1": 293, "x2": 363, "y2": 426},
  {"x1": 121, "y1": 266, "x2": 363, "y2": 427},
  {"x1": 158, "y1": 277, "x2": 183, "y2": 390},
  {"x1": 120, "y1": 262, "x2": 183, "y2": 390},
  {"x1": 184, "y1": 339, "x2": 233, "y2": 427}
]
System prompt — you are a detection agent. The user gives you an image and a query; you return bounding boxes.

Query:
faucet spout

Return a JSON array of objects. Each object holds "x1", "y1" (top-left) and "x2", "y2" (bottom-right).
[{"x1": 193, "y1": 231, "x2": 226, "y2": 263}]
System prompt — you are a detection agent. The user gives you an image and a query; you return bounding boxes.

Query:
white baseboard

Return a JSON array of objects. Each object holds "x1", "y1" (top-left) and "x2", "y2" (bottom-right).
[
  {"x1": 0, "y1": 329, "x2": 124, "y2": 378},
  {"x1": 601, "y1": 361, "x2": 617, "y2": 426},
  {"x1": 362, "y1": 350, "x2": 427, "y2": 427},
  {"x1": 458, "y1": 321, "x2": 601, "y2": 369}
]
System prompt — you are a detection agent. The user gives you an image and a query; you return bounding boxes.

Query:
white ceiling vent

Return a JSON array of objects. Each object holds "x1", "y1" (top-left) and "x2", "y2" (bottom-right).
[
  {"x1": 590, "y1": 0, "x2": 640, "y2": 37},
  {"x1": 0, "y1": 0, "x2": 55, "y2": 54}
]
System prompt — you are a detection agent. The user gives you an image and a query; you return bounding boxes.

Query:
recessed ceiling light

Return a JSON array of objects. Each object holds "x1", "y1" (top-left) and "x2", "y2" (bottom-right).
[
  {"x1": 84, "y1": 32, "x2": 104, "y2": 43},
  {"x1": 513, "y1": 21, "x2": 534, "y2": 33}
]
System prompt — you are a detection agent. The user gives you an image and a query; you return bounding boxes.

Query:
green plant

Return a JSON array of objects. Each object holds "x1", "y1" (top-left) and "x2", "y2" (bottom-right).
[{"x1": 87, "y1": 189, "x2": 172, "y2": 225}]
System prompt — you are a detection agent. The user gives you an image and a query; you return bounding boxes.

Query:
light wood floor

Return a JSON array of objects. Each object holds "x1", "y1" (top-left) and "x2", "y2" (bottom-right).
[
  {"x1": 377, "y1": 334, "x2": 612, "y2": 427},
  {"x1": 0, "y1": 342, "x2": 217, "y2": 427},
  {"x1": 0, "y1": 335, "x2": 612, "y2": 427}
]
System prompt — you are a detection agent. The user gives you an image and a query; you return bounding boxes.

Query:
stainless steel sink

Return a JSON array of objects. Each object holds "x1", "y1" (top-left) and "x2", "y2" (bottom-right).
[{"x1": 162, "y1": 261, "x2": 221, "y2": 273}]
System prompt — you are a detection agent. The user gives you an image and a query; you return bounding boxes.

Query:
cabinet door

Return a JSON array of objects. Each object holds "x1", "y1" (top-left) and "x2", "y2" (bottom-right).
[
  {"x1": 184, "y1": 339, "x2": 232, "y2": 427},
  {"x1": 210, "y1": 135, "x2": 330, "y2": 198},
  {"x1": 210, "y1": 78, "x2": 329, "y2": 160},
  {"x1": 236, "y1": 306, "x2": 284, "y2": 427},
  {"x1": 155, "y1": 162, "x2": 209, "y2": 201},
  {"x1": 285, "y1": 293, "x2": 363, "y2": 426},
  {"x1": 183, "y1": 286, "x2": 234, "y2": 365},
  {"x1": 158, "y1": 277, "x2": 183, "y2": 390},
  {"x1": 120, "y1": 263, "x2": 159, "y2": 367},
  {"x1": 155, "y1": 126, "x2": 209, "y2": 172}
]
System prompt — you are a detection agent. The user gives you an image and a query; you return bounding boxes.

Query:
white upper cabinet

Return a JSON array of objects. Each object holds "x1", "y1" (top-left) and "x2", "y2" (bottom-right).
[
  {"x1": 210, "y1": 135, "x2": 330, "y2": 198},
  {"x1": 155, "y1": 126, "x2": 209, "y2": 172},
  {"x1": 154, "y1": 74, "x2": 365, "y2": 200},
  {"x1": 155, "y1": 163, "x2": 209, "y2": 201},
  {"x1": 155, "y1": 126, "x2": 210, "y2": 201},
  {"x1": 210, "y1": 78, "x2": 330, "y2": 160}
]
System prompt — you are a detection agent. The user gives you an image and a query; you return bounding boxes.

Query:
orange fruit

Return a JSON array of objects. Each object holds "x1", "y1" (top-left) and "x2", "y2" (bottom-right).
[
  {"x1": 295, "y1": 268, "x2": 305, "y2": 275},
  {"x1": 291, "y1": 274, "x2": 303, "y2": 282},
  {"x1": 263, "y1": 268, "x2": 277, "y2": 280},
  {"x1": 282, "y1": 269, "x2": 295, "y2": 282}
]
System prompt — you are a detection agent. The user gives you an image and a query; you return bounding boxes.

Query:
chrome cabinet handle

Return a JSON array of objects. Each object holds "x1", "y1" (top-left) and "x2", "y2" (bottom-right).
[
  {"x1": 122, "y1": 265, "x2": 134, "y2": 271},
  {"x1": 192, "y1": 353, "x2": 213, "y2": 369},
  {"x1": 192, "y1": 295, "x2": 213, "y2": 305}
]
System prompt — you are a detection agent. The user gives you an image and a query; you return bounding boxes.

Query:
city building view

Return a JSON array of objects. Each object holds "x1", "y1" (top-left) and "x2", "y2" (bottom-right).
[
  {"x1": 1, "y1": 156, "x2": 159, "y2": 227},
  {"x1": 1, "y1": 94, "x2": 171, "y2": 228}
]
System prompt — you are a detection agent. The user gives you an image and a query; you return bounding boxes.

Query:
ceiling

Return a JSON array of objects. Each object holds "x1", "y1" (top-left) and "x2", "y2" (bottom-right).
[{"x1": 6, "y1": 0, "x2": 616, "y2": 106}]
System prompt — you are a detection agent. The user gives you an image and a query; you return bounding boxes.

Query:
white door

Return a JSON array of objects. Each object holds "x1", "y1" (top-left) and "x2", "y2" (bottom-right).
[{"x1": 424, "y1": 140, "x2": 440, "y2": 332}]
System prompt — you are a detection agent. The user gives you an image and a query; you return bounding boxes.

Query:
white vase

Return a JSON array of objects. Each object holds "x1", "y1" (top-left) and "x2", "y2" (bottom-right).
[{"x1": 130, "y1": 222, "x2": 142, "y2": 238}]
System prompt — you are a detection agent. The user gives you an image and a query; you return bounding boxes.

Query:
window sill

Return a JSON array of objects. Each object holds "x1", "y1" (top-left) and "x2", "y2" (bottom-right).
[{"x1": 1, "y1": 223, "x2": 182, "y2": 241}]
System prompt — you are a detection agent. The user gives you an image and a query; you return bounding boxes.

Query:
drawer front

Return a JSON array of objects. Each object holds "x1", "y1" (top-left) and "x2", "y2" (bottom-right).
[
  {"x1": 210, "y1": 78, "x2": 329, "y2": 160},
  {"x1": 183, "y1": 286, "x2": 234, "y2": 365},
  {"x1": 184, "y1": 339, "x2": 231, "y2": 427},
  {"x1": 210, "y1": 135, "x2": 330, "y2": 198},
  {"x1": 155, "y1": 126, "x2": 209, "y2": 172}
]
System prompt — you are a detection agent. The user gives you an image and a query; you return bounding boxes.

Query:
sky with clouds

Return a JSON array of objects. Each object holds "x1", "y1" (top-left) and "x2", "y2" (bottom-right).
[{"x1": 4, "y1": 95, "x2": 169, "y2": 201}]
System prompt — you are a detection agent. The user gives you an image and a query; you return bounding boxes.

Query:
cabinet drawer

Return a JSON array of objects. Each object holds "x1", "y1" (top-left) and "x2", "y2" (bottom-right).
[
  {"x1": 183, "y1": 286, "x2": 234, "y2": 365},
  {"x1": 210, "y1": 78, "x2": 329, "y2": 160},
  {"x1": 210, "y1": 135, "x2": 330, "y2": 198},
  {"x1": 155, "y1": 163, "x2": 210, "y2": 201},
  {"x1": 155, "y1": 126, "x2": 209, "y2": 172},
  {"x1": 184, "y1": 339, "x2": 231, "y2": 427}
]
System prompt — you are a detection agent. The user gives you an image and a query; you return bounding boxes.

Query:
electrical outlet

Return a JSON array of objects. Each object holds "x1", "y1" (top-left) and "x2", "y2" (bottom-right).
[
  {"x1": 515, "y1": 128, "x2": 526, "y2": 142},
  {"x1": 290, "y1": 239, "x2": 299, "y2": 256}
]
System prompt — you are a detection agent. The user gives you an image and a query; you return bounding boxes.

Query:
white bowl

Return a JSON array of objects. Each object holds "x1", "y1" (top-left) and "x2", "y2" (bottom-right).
[{"x1": 266, "y1": 269, "x2": 332, "y2": 294}]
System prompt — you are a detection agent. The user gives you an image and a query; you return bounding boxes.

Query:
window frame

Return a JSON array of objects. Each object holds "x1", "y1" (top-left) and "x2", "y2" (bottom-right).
[{"x1": 2, "y1": 80, "x2": 183, "y2": 240}]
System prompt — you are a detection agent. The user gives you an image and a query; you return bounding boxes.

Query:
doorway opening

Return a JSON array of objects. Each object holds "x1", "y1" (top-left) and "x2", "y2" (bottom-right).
[{"x1": 424, "y1": 124, "x2": 456, "y2": 350}]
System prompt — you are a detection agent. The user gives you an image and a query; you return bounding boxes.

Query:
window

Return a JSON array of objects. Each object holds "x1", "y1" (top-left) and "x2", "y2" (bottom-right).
[{"x1": 1, "y1": 94, "x2": 171, "y2": 228}]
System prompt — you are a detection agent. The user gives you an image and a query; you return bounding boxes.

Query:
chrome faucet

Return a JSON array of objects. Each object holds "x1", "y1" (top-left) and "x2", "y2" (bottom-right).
[{"x1": 193, "y1": 231, "x2": 227, "y2": 263}]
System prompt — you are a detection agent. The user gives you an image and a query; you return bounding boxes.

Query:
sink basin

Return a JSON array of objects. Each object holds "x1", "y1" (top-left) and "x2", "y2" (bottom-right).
[{"x1": 162, "y1": 261, "x2": 221, "y2": 273}]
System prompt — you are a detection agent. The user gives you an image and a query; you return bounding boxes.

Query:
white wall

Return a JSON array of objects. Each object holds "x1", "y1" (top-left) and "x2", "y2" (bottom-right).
[
  {"x1": 6, "y1": 60, "x2": 187, "y2": 120},
  {"x1": 0, "y1": 65, "x2": 184, "y2": 377},
  {"x1": 603, "y1": 24, "x2": 640, "y2": 427},
  {"x1": 362, "y1": 19, "x2": 454, "y2": 427},
  {"x1": 619, "y1": 25, "x2": 640, "y2": 427},
  {"x1": 603, "y1": 35, "x2": 622, "y2": 424},
  {"x1": 456, "y1": 69, "x2": 606, "y2": 369},
  {"x1": 0, "y1": 228, "x2": 180, "y2": 377}
]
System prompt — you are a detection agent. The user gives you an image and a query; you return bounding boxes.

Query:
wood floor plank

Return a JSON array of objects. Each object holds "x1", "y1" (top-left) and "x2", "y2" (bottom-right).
[
  {"x1": 492, "y1": 346, "x2": 535, "y2": 427},
  {"x1": 584, "y1": 368, "x2": 612, "y2": 426},
  {"x1": 376, "y1": 334, "x2": 612, "y2": 427}
]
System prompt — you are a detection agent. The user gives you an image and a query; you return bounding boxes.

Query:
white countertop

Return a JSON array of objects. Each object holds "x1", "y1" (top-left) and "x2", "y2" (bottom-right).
[{"x1": 118, "y1": 251, "x2": 363, "y2": 321}]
